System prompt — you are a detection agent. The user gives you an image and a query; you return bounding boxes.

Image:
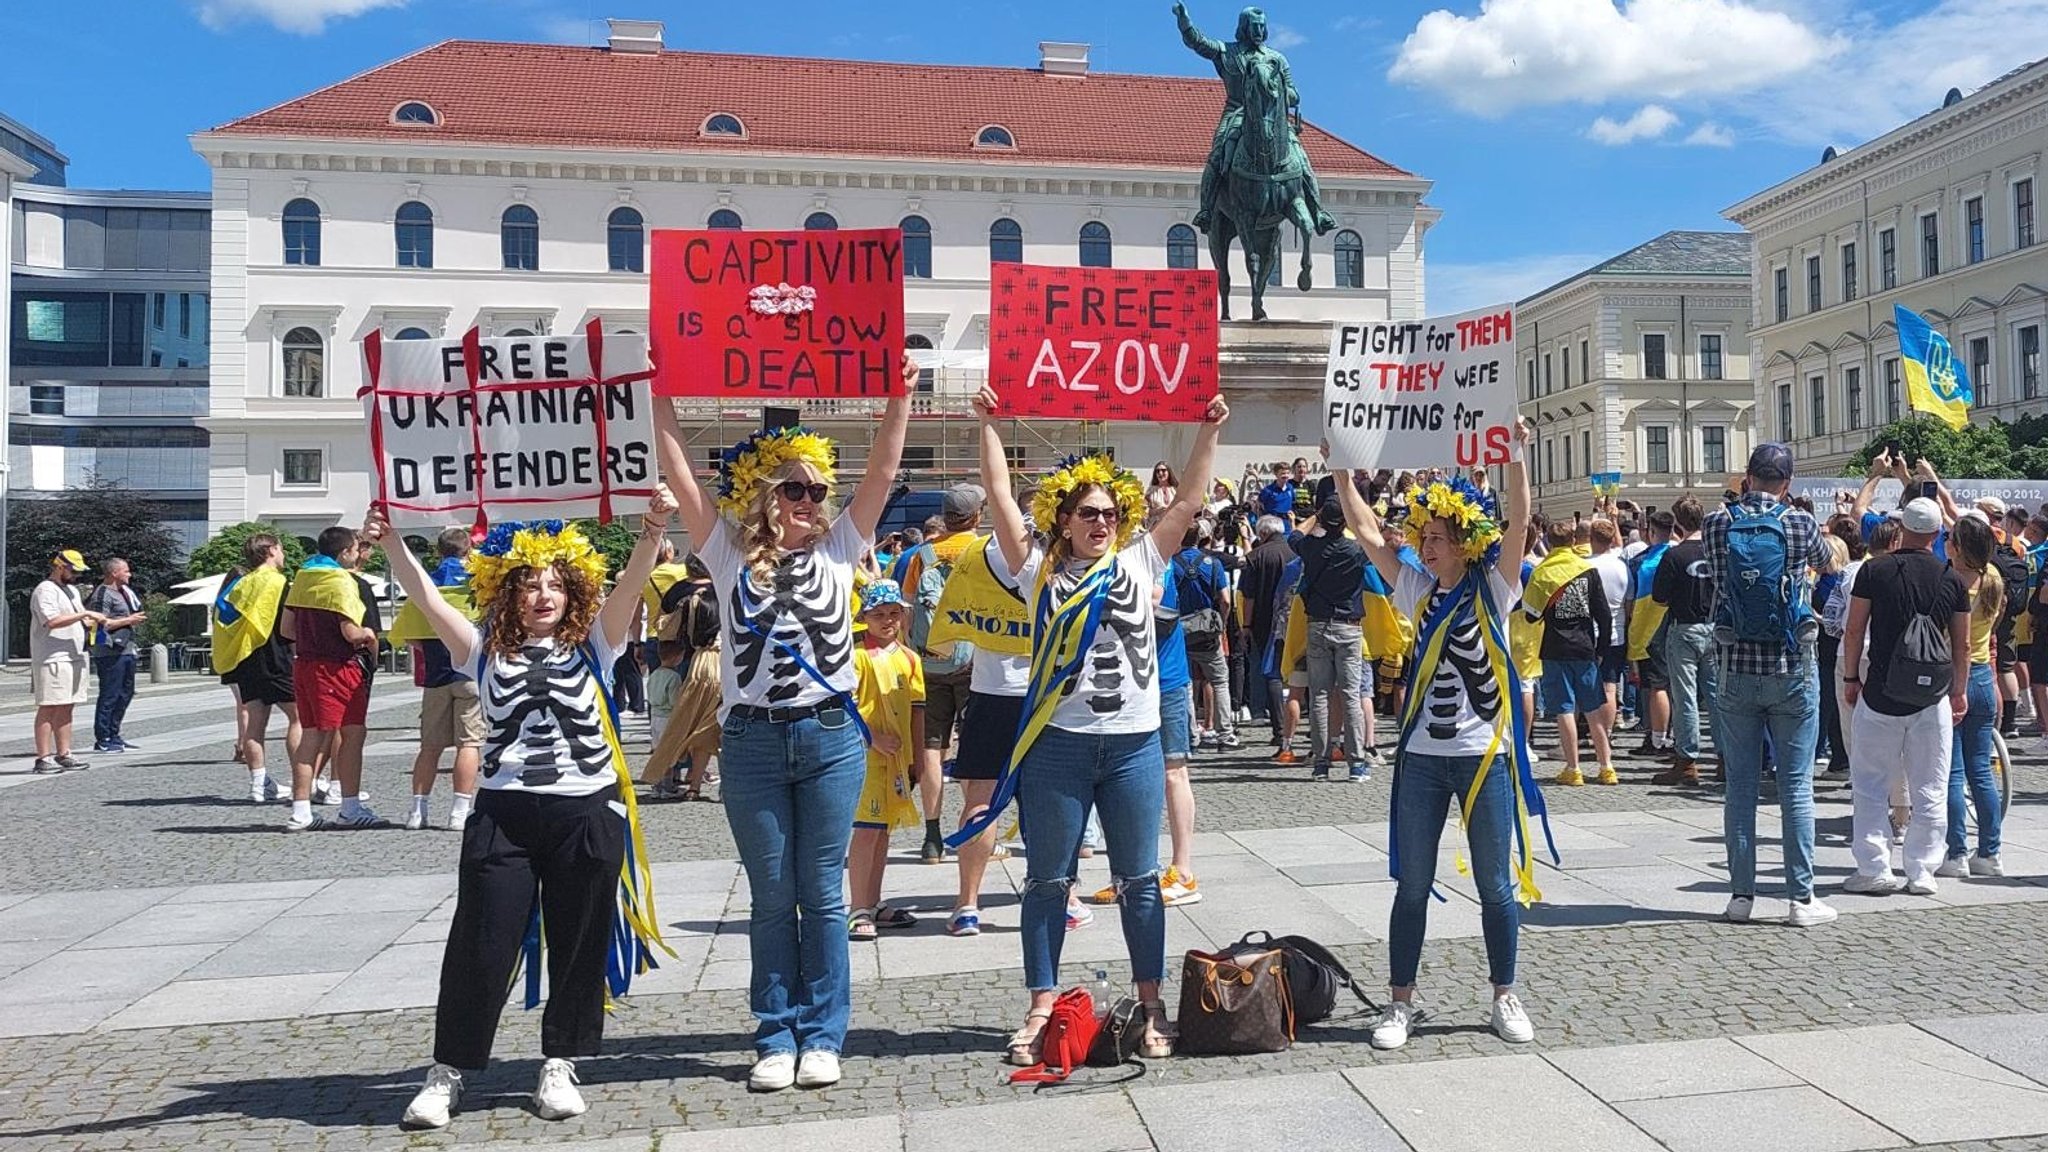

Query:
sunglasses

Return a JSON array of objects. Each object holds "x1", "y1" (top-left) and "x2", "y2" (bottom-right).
[
  {"x1": 1073, "y1": 506, "x2": 1120, "y2": 523},
  {"x1": 777, "y1": 481, "x2": 830, "y2": 504}
]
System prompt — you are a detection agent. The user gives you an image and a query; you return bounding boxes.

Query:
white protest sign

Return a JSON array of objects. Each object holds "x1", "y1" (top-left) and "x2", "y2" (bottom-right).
[
  {"x1": 1323, "y1": 303, "x2": 1518, "y2": 471},
  {"x1": 358, "y1": 320, "x2": 657, "y2": 530}
]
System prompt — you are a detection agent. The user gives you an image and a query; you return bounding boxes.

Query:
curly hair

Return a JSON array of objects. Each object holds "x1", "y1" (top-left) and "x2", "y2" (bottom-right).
[
  {"x1": 739, "y1": 460, "x2": 836, "y2": 587},
  {"x1": 481, "y1": 561, "x2": 603, "y2": 662}
]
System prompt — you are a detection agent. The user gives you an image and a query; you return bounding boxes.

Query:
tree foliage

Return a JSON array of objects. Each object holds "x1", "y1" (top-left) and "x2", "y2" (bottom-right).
[
  {"x1": 573, "y1": 518, "x2": 638, "y2": 580},
  {"x1": 187, "y1": 521, "x2": 309, "y2": 580},
  {"x1": 5, "y1": 477, "x2": 185, "y2": 657},
  {"x1": 1846, "y1": 419, "x2": 2015, "y2": 480}
]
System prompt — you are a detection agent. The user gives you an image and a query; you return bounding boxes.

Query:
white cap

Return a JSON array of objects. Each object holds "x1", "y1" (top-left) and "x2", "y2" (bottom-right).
[
  {"x1": 1977, "y1": 496, "x2": 2008, "y2": 518},
  {"x1": 1901, "y1": 498, "x2": 1943, "y2": 535}
]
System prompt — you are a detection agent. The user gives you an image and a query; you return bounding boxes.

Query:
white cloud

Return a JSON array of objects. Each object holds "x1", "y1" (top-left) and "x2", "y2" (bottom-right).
[
  {"x1": 533, "y1": 14, "x2": 596, "y2": 44},
  {"x1": 193, "y1": 0, "x2": 404, "y2": 34},
  {"x1": 1427, "y1": 252, "x2": 1607, "y2": 315},
  {"x1": 1388, "y1": 0, "x2": 1840, "y2": 115},
  {"x1": 1587, "y1": 104, "x2": 1678, "y2": 145},
  {"x1": 1270, "y1": 24, "x2": 1308, "y2": 49},
  {"x1": 1684, "y1": 121, "x2": 1736, "y2": 147}
]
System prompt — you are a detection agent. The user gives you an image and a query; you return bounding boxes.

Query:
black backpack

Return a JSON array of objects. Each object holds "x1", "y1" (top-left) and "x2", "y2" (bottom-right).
[
  {"x1": 1221, "y1": 931, "x2": 1378, "y2": 1025},
  {"x1": 1879, "y1": 559, "x2": 1955, "y2": 710}
]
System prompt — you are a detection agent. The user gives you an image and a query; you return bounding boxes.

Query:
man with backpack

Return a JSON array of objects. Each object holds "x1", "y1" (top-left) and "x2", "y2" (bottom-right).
[
  {"x1": 1175, "y1": 522, "x2": 1239, "y2": 750},
  {"x1": 1291, "y1": 500, "x2": 1376, "y2": 780},
  {"x1": 1702, "y1": 443, "x2": 1831, "y2": 926},
  {"x1": 911, "y1": 484, "x2": 988, "y2": 863}
]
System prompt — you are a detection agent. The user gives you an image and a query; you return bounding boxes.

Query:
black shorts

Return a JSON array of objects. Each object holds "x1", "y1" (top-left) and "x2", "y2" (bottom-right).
[
  {"x1": 2028, "y1": 639, "x2": 2048, "y2": 683},
  {"x1": 951, "y1": 691, "x2": 1024, "y2": 781},
  {"x1": 1598, "y1": 645, "x2": 1628, "y2": 683},
  {"x1": 1637, "y1": 645, "x2": 1670, "y2": 690},
  {"x1": 227, "y1": 659, "x2": 295, "y2": 706},
  {"x1": 922, "y1": 666, "x2": 971, "y2": 750}
]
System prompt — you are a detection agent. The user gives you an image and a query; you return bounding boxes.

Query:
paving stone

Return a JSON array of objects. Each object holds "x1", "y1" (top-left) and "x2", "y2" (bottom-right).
[
  {"x1": 654, "y1": 1115, "x2": 901, "y2": 1151},
  {"x1": 101, "y1": 971, "x2": 352, "y2": 1030},
  {"x1": 0, "y1": 942, "x2": 220, "y2": 1010},
  {"x1": 165, "y1": 879, "x2": 331, "y2": 904},
  {"x1": 0, "y1": 888, "x2": 180, "y2": 944},
  {"x1": 903, "y1": 1094, "x2": 1152, "y2": 1152},
  {"x1": 0, "y1": 996, "x2": 128, "y2": 1037},
  {"x1": 1349, "y1": 1055, "x2": 1663, "y2": 1151},
  {"x1": 185, "y1": 911, "x2": 424, "y2": 979},
  {"x1": 78, "y1": 897, "x2": 300, "y2": 949},
  {"x1": 1545, "y1": 1037, "x2": 1802, "y2": 1101},
  {"x1": 1311, "y1": 880, "x2": 1477, "y2": 941},
  {"x1": 1133, "y1": 1070, "x2": 1407, "y2": 1152},
  {"x1": 1230, "y1": 825, "x2": 1385, "y2": 870},
  {"x1": 1615, "y1": 1086, "x2": 1906, "y2": 1152},
  {"x1": 1919, "y1": 1013, "x2": 2048, "y2": 1087},
  {"x1": 283, "y1": 873, "x2": 455, "y2": 918},
  {"x1": 1740, "y1": 1024, "x2": 2048, "y2": 1142},
  {"x1": 308, "y1": 941, "x2": 445, "y2": 1014}
]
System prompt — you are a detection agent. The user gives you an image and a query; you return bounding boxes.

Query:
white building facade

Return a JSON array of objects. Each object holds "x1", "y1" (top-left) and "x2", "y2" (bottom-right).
[
  {"x1": 1725, "y1": 59, "x2": 2048, "y2": 478},
  {"x1": 194, "y1": 22, "x2": 1434, "y2": 546}
]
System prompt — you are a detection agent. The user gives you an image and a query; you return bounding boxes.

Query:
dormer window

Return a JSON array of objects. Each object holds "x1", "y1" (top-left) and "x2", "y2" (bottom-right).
[
  {"x1": 393, "y1": 101, "x2": 439, "y2": 126},
  {"x1": 975, "y1": 125, "x2": 1016, "y2": 149},
  {"x1": 702, "y1": 113, "x2": 746, "y2": 138}
]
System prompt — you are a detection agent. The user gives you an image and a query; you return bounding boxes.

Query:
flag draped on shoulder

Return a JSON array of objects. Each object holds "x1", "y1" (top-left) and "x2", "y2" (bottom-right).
[
  {"x1": 284, "y1": 554, "x2": 367, "y2": 625},
  {"x1": 1896, "y1": 304, "x2": 1972, "y2": 430},
  {"x1": 929, "y1": 536, "x2": 1030, "y2": 657},
  {"x1": 390, "y1": 557, "x2": 476, "y2": 642},
  {"x1": 212, "y1": 566, "x2": 285, "y2": 675}
]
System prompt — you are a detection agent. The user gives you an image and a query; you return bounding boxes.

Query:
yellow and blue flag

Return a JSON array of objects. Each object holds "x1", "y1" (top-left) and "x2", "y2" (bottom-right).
[{"x1": 1897, "y1": 304, "x2": 1972, "y2": 430}]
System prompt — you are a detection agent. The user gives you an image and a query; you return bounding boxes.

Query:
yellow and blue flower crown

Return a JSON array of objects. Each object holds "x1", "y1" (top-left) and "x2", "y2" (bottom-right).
[
  {"x1": 1402, "y1": 476, "x2": 1504, "y2": 566},
  {"x1": 715, "y1": 426, "x2": 838, "y2": 520},
  {"x1": 1032, "y1": 454, "x2": 1147, "y2": 552},
  {"x1": 466, "y1": 519, "x2": 610, "y2": 606}
]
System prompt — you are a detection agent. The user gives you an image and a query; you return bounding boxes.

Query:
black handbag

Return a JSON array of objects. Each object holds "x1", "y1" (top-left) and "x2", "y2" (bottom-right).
[
  {"x1": 1088, "y1": 995, "x2": 1145, "y2": 1067},
  {"x1": 1226, "y1": 931, "x2": 1379, "y2": 1025}
]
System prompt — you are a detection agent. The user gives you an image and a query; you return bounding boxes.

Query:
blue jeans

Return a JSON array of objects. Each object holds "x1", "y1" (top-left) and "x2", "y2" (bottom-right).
[
  {"x1": 1017, "y1": 725, "x2": 1166, "y2": 992},
  {"x1": 1717, "y1": 651, "x2": 1819, "y2": 901},
  {"x1": 92, "y1": 652, "x2": 137, "y2": 745},
  {"x1": 1389, "y1": 751, "x2": 1518, "y2": 988},
  {"x1": 718, "y1": 708, "x2": 865, "y2": 1057},
  {"x1": 1665, "y1": 623, "x2": 1718, "y2": 761},
  {"x1": 1947, "y1": 663, "x2": 2002, "y2": 860}
]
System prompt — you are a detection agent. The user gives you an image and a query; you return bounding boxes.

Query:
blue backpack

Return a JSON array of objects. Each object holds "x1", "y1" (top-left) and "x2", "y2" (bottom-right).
[{"x1": 1717, "y1": 503, "x2": 1810, "y2": 648}]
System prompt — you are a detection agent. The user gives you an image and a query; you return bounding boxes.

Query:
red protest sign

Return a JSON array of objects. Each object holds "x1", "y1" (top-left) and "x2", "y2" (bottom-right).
[
  {"x1": 989, "y1": 263, "x2": 1219, "y2": 422},
  {"x1": 649, "y1": 228, "x2": 905, "y2": 398}
]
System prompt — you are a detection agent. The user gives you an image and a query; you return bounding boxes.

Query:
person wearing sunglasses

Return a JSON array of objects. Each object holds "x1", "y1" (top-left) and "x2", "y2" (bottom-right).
[
  {"x1": 650, "y1": 355, "x2": 915, "y2": 1094},
  {"x1": 963, "y1": 385, "x2": 1229, "y2": 1069}
]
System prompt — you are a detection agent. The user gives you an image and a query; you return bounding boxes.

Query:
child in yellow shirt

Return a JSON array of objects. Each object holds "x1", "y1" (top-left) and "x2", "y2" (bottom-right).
[{"x1": 847, "y1": 579, "x2": 925, "y2": 940}]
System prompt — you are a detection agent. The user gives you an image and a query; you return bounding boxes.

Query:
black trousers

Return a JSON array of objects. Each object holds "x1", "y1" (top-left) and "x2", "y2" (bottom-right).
[
  {"x1": 433, "y1": 785, "x2": 625, "y2": 1070},
  {"x1": 613, "y1": 652, "x2": 646, "y2": 713}
]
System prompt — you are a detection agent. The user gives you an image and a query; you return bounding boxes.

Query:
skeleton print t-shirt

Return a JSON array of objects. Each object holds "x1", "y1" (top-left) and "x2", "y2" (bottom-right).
[
  {"x1": 1009, "y1": 535, "x2": 1165, "y2": 736},
  {"x1": 1393, "y1": 567, "x2": 1521, "y2": 758},
  {"x1": 466, "y1": 626, "x2": 624, "y2": 796},
  {"x1": 700, "y1": 514, "x2": 864, "y2": 721}
]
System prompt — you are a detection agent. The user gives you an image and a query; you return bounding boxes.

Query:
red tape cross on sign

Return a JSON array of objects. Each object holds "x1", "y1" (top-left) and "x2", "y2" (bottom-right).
[
  {"x1": 649, "y1": 227, "x2": 906, "y2": 398},
  {"x1": 988, "y1": 263, "x2": 1220, "y2": 422}
]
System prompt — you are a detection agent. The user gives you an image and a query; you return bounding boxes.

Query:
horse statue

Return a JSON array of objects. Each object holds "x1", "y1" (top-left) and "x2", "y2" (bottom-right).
[{"x1": 1174, "y1": 3, "x2": 1335, "y2": 321}]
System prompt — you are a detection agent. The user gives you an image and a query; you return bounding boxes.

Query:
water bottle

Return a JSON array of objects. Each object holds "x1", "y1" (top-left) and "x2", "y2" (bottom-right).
[{"x1": 1092, "y1": 967, "x2": 1115, "y2": 1017}]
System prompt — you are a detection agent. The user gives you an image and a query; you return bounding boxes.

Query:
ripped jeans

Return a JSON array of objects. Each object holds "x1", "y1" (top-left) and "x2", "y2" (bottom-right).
[{"x1": 1016, "y1": 724, "x2": 1167, "y2": 992}]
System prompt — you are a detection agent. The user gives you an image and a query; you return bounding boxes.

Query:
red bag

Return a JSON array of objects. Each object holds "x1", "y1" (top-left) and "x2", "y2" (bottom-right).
[{"x1": 1009, "y1": 987, "x2": 1099, "y2": 1084}]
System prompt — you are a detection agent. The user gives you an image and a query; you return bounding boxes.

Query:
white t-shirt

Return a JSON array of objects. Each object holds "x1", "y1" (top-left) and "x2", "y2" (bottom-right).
[
  {"x1": 1008, "y1": 535, "x2": 1167, "y2": 735},
  {"x1": 1394, "y1": 566, "x2": 1522, "y2": 758},
  {"x1": 700, "y1": 514, "x2": 865, "y2": 720},
  {"x1": 466, "y1": 625, "x2": 624, "y2": 796},
  {"x1": 29, "y1": 580, "x2": 85, "y2": 664},
  {"x1": 1591, "y1": 552, "x2": 1630, "y2": 641}
]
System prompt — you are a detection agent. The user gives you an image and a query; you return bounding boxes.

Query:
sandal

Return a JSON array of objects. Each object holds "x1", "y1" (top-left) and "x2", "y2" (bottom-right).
[
  {"x1": 1007, "y1": 1010, "x2": 1053, "y2": 1067},
  {"x1": 1139, "y1": 999, "x2": 1176, "y2": 1059},
  {"x1": 848, "y1": 907, "x2": 878, "y2": 941},
  {"x1": 873, "y1": 904, "x2": 918, "y2": 930}
]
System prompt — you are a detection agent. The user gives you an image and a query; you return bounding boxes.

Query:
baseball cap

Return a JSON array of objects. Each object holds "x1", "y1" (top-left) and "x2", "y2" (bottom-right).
[
  {"x1": 1901, "y1": 498, "x2": 1943, "y2": 535},
  {"x1": 1977, "y1": 496, "x2": 2008, "y2": 518},
  {"x1": 859, "y1": 579, "x2": 906, "y2": 616},
  {"x1": 1746, "y1": 442, "x2": 1796, "y2": 484},
  {"x1": 54, "y1": 549, "x2": 88, "y2": 572},
  {"x1": 1316, "y1": 500, "x2": 1346, "y2": 530},
  {"x1": 941, "y1": 483, "x2": 986, "y2": 523}
]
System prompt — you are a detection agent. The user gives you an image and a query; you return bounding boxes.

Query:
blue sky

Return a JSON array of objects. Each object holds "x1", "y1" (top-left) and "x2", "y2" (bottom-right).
[{"x1": 6, "y1": 0, "x2": 2043, "y2": 312}]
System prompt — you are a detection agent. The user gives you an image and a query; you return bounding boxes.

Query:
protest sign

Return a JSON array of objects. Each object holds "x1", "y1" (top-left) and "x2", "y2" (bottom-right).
[
  {"x1": 358, "y1": 320, "x2": 656, "y2": 530},
  {"x1": 1323, "y1": 303, "x2": 1517, "y2": 471},
  {"x1": 988, "y1": 263, "x2": 1219, "y2": 422},
  {"x1": 649, "y1": 227, "x2": 904, "y2": 398}
]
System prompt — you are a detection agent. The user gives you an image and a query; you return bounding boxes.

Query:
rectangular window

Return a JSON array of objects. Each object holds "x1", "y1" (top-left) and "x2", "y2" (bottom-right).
[
  {"x1": 1921, "y1": 212, "x2": 1940, "y2": 276},
  {"x1": 1970, "y1": 337, "x2": 1991, "y2": 405},
  {"x1": 1967, "y1": 196, "x2": 1986, "y2": 264},
  {"x1": 1545, "y1": 440, "x2": 1554, "y2": 483},
  {"x1": 1700, "y1": 334, "x2": 1724, "y2": 380},
  {"x1": 1773, "y1": 266, "x2": 1789, "y2": 322},
  {"x1": 1778, "y1": 383, "x2": 1794, "y2": 440},
  {"x1": 1845, "y1": 365, "x2": 1863, "y2": 431},
  {"x1": 1643, "y1": 333, "x2": 1667, "y2": 380},
  {"x1": 1703, "y1": 426, "x2": 1727, "y2": 475},
  {"x1": 13, "y1": 290, "x2": 109, "y2": 367},
  {"x1": 2023, "y1": 326, "x2": 2042, "y2": 401},
  {"x1": 1004, "y1": 444, "x2": 1030, "y2": 471},
  {"x1": 1806, "y1": 254, "x2": 1822, "y2": 312},
  {"x1": 27, "y1": 385, "x2": 63, "y2": 415},
  {"x1": 898, "y1": 445, "x2": 937, "y2": 471},
  {"x1": 1842, "y1": 242, "x2": 1858, "y2": 302},
  {"x1": 2019, "y1": 178, "x2": 2037, "y2": 249},
  {"x1": 151, "y1": 294, "x2": 165, "y2": 329},
  {"x1": 1885, "y1": 357, "x2": 1902, "y2": 419},
  {"x1": 1562, "y1": 345, "x2": 1570, "y2": 388},
  {"x1": 1880, "y1": 227, "x2": 1898, "y2": 289},
  {"x1": 1581, "y1": 430, "x2": 1591, "y2": 475},
  {"x1": 1564, "y1": 436, "x2": 1574, "y2": 479},
  {"x1": 1580, "y1": 339, "x2": 1589, "y2": 381},
  {"x1": 178, "y1": 292, "x2": 191, "y2": 338},
  {"x1": 1543, "y1": 353, "x2": 1552, "y2": 394},
  {"x1": 1646, "y1": 426, "x2": 1670, "y2": 474},
  {"x1": 280, "y1": 448, "x2": 323, "y2": 488},
  {"x1": 1526, "y1": 358, "x2": 1536, "y2": 401},
  {"x1": 1809, "y1": 375, "x2": 1827, "y2": 436}
]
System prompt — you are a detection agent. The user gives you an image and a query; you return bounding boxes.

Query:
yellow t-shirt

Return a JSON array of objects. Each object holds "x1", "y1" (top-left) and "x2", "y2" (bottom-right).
[
  {"x1": 1967, "y1": 583, "x2": 1995, "y2": 667},
  {"x1": 853, "y1": 641, "x2": 924, "y2": 830}
]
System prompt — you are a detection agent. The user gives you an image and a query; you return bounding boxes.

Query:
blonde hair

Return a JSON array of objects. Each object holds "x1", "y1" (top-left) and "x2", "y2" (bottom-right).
[
  {"x1": 1817, "y1": 534, "x2": 1849, "y2": 575},
  {"x1": 740, "y1": 460, "x2": 837, "y2": 586},
  {"x1": 1951, "y1": 515, "x2": 2004, "y2": 633}
]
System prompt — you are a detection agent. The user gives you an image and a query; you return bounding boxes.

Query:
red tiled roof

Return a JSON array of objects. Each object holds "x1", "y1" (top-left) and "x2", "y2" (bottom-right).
[{"x1": 208, "y1": 40, "x2": 1410, "y2": 179}]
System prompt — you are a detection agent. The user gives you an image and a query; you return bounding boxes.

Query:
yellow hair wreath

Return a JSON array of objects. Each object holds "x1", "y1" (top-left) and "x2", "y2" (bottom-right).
[
  {"x1": 1400, "y1": 478, "x2": 1504, "y2": 565},
  {"x1": 1031, "y1": 454, "x2": 1147, "y2": 552},
  {"x1": 466, "y1": 520, "x2": 611, "y2": 608},
  {"x1": 715, "y1": 427, "x2": 838, "y2": 521}
]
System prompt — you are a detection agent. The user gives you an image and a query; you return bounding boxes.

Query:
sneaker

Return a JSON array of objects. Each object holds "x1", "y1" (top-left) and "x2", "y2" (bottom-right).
[
  {"x1": 1906, "y1": 876, "x2": 1939, "y2": 896},
  {"x1": 1551, "y1": 767, "x2": 1585, "y2": 787},
  {"x1": 1271, "y1": 749, "x2": 1298, "y2": 766},
  {"x1": 748, "y1": 1051, "x2": 796, "y2": 1092},
  {"x1": 1088, "y1": 881, "x2": 1120, "y2": 905},
  {"x1": 322, "y1": 806, "x2": 386, "y2": 830},
  {"x1": 532, "y1": 1057, "x2": 585, "y2": 1120},
  {"x1": 1347, "y1": 768, "x2": 1371, "y2": 783},
  {"x1": 1651, "y1": 762, "x2": 1700, "y2": 787},
  {"x1": 405, "y1": 807, "x2": 427, "y2": 831},
  {"x1": 283, "y1": 811, "x2": 317, "y2": 833},
  {"x1": 795, "y1": 1049, "x2": 841, "y2": 1089},
  {"x1": 1161, "y1": 867, "x2": 1203, "y2": 907},
  {"x1": 1066, "y1": 902, "x2": 1095, "y2": 931},
  {"x1": 93, "y1": 742, "x2": 124, "y2": 754},
  {"x1": 920, "y1": 837, "x2": 947, "y2": 864},
  {"x1": 1197, "y1": 729, "x2": 1219, "y2": 749},
  {"x1": 401, "y1": 1063, "x2": 463, "y2": 1129},
  {"x1": 1594, "y1": 765, "x2": 1620, "y2": 786},
  {"x1": 261, "y1": 777, "x2": 290, "y2": 802},
  {"x1": 947, "y1": 907, "x2": 982, "y2": 937},
  {"x1": 1970, "y1": 855, "x2": 2005, "y2": 878},
  {"x1": 1491, "y1": 993, "x2": 1534, "y2": 1043},
  {"x1": 54, "y1": 754, "x2": 90, "y2": 771},
  {"x1": 114, "y1": 738, "x2": 138, "y2": 750},
  {"x1": 1787, "y1": 897, "x2": 1838, "y2": 928},
  {"x1": 1724, "y1": 895, "x2": 1755, "y2": 923},
  {"x1": 313, "y1": 780, "x2": 343, "y2": 806},
  {"x1": 1310, "y1": 764, "x2": 1330, "y2": 781},
  {"x1": 1218, "y1": 732, "x2": 1242, "y2": 750},
  {"x1": 1632, "y1": 740, "x2": 1661, "y2": 758},
  {"x1": 447, "y1": 808, "x2": 470, "y2": 833},
  {"x1": 1935, "y1": 856, "x2": 1968, "y2": 879},
  {"x1": 1842, "y1": 872, "x2": 1903, "y2": 895},
  {"x1": 31, "y1": 757, "x2": 64, "y2": 775},
  {"x1": 1369, "y1": 1001, "x2": 1418, "y2": 1051},
  {"x1": 1356, "y1": 748, "x2": 1386, "y2": 768}
]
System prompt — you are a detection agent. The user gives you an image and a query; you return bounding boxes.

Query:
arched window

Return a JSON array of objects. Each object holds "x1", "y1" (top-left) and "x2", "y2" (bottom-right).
[
  {"x1": 393, "y1": 101, "x2": 438, "y2": 126},
  {"x1": 707, "y1": 208, "x2": 743, "y2": 230},
  {"x1": 989, "y1": 218, "x2": 1023, "y2": 264},
  {"x1": 900, "y1": 215, "x2": 932, "y2": 279},
  {"x1": 906, "y1": 334, "x2": 935, "y2": 393},
  {"x1": 282, "y1": 327, "x2": 323, "y2": 398},
  {"x1": 805, "y1": 211, "x2": 838, "y2": 231},
  {"x1": 500, "y1": 204, "x2": 539, "y2": 271},
  {"x1": 1166, "y1": 224, "x2": 1199, "y2": 270},
  {"x1": 702, "y1": 113, "x2": 745, "y2": 137},
  {"x1": 503, "y1": 328, "x2": 535, "y2": 338},
  {"x1": 394, "y1": 327, "x2": 431, "y2": 340},
  {"x1": 394, "y1": 201, "x2": 433, "y2": 268},
  {"x1": 1334, "y1": 230, "x2": 1363, "y2": 289},
  {"x1": 1079, "y1": 221, "x2": 1112, "y2": 268},
  {"x1": 282, "y1": 198, "x2": 321, "y2": 266},
  {"x1": 607, "y1": 206, "x2": 644, "y2": 273},
  {"x1": 976, "y1": 125, "x2": 1016, "y2": 149}
]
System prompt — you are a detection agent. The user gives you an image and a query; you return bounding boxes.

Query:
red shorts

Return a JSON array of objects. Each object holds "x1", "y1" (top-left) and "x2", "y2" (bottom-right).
[{"x1": 293, "y1": 658, "x2": 369, "y2": 729}]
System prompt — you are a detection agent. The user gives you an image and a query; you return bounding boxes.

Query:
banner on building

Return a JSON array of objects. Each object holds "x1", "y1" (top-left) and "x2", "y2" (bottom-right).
[
  {"x1": 648, "y1": 227, "x2": 905, "y2": 399},
  {"x1": 1322, "y1": 303, "x2": 1518, "y2": 471},
  {"x1": 1789, "y1": 476, "x2": 2048, "y2": 512},
  {"x1": 987, "y1": 263, "x2": 1220, "y2": 422},
  {"x1": 358, "y1": 321, "x2": 657, "y2": 530}
]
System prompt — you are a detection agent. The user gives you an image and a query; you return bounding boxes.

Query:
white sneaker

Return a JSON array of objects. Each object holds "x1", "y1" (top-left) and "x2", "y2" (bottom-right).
[
  {"x1": 404, "y1": 807, "x2": 427, "y2": 831},
  {"x1": 1369, "y1": 1001, "x2": 1418, "y2": 1050},
  {"x1": 314, "y1": 779, "x2": 342, "y2": 806},
  {"x1": 1935, "y1": 856, "x2": 1968, "y2": 879},
  {"x1": 1841, "y1": 872, "x2": 1903, "y2": 895},
  {"x1": 795, "y1": 1049, "x2": 841, "y2": 1088},
  {"x1": 532, "y1": 1057, "x2": 585, "y2": 1120},
  {"x1": 1724, "y1": 895, "x2": 1754, "y2": 923},
  {"x1": 447, "y1": 808, "x2": 470, "y2": 833},
  {"x1": 1491, "y1": 993, "x2": 1534, "y2": 1043},
  {"x1": 1906, "y1": 876, "x2": 1939, "y2": 896},
  {"x1": 262, "y1": 777, "x2": 290, "y2": 802},
  {"x1": 1970, "y1": 855, "x2": 2005, "y2": 877},
  {"x1": 748, "y1": 1051, "x2": 796, "y2": 1092},
  {"x1": 283, "y1": 812, "x2": 316, "y2": 833},
  {"x1": 402, "y1": 1063, "x2": 463, "y2": 1129},
  {"x1": 1786, "y1": 897, "x2": 1838, "y2": 928}
]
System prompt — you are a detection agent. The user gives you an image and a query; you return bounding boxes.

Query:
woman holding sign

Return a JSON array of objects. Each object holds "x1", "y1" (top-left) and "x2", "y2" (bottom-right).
[
  {"x1": 962, "y1": 384, "x2": 1228, "y2": 1068},
  {"x1": 648, "y1": 357, "x2": 914, "y2": 1093},
  {"x1": 1327, "y1": 421, "x2": 1546, "y2": 1051}
]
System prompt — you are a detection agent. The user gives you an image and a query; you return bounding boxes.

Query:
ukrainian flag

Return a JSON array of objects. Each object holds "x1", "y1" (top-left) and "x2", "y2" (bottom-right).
[{"x1": 1896, "y1": 304, "x2": 1972, "y2": 430}]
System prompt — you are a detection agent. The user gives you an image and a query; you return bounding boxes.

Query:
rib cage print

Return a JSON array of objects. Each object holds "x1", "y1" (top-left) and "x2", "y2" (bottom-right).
[
  {"x1": 482, "y1": 644, "x2": 612, "y2": 790},
  {"x1": 727, "y1": 551, "x2": 854, "y2": 705},
  {"x1": 1423, "y1": 587, "x2": 1502, "y2": 743},
  {"x1": 1052, "y1": 563, "x2": 1157, "y2": 715}
]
